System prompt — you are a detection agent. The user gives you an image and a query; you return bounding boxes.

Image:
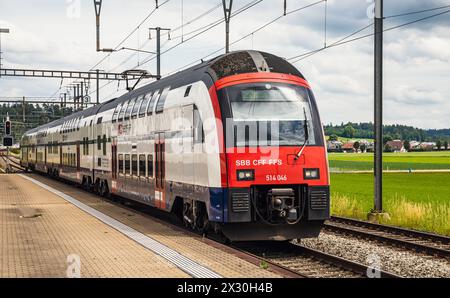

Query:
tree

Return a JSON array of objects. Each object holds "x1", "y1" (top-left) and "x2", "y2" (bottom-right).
[
  {"x1": 436, "y1": 140, "x2": 442, "y2": 151},
  {"x1": 353, "y1": 141, "x2": 360, "y2": 151},
  {"x1": 384, "y1": 144, "x2": 392, "y2": 152},
  {"x1": 444, "y1": 141, "x2": 449, "y2": 150},
  {"x1": 383, "y1": 135, "x2": 393, "y2": 145},
  {"x1": 403, "y1": 140, "x2": 411, "y2": 152},
  {"x1": 343, "y1": 124, "x2": 355, "y2": 138},
  {"x1": 329, "y1": 134, "x2": 338, "y2": 141},
  {"x1": 360, "y1": 143, "x2": 367, "y2": 152}
]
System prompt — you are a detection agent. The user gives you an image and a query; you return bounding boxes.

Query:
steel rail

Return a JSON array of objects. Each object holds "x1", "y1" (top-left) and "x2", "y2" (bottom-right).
[{"x1": 326, "y1": 216, "x2": 450, "y2": 259}]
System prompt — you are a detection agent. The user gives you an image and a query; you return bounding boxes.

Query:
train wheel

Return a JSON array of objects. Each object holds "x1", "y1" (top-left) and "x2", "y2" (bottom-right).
[
  {"x1": 101, "y1": 181, "x2": 110, "y2": 198},
  {"x1": 194, "y1": 203, "x2": 209, "y2": 235}
]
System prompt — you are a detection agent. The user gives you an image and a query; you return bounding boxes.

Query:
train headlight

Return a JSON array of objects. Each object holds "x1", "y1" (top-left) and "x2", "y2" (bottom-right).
[
  {"x1": 304, "y1": 168, "x2": 320, "y2": 180},
  {"x1": 237, "y1": 169, "x2": 255, "y2": 181}
]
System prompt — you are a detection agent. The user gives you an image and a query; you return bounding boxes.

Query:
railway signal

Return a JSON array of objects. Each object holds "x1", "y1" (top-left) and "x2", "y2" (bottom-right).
[
  {"x1": 5, "y1": 118, "x2": 11, "y2": 135},
  {"x1": 3, "y1": 115, "x2": 13, "y2": 172}
]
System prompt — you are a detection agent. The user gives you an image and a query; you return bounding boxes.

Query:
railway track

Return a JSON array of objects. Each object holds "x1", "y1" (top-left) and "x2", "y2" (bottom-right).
[
  {"x1": 25, "y1": 174, "x2": 404, "y2": 278},
  {"x1": 234, "y1": 241, "x2": 400, "y2": 278},
  {"x1": 0, "y1": 154, "x2": 25, "y2": 173},
  {"x1": 325, "y1": 216, "x2": 450, "y2": 260}
]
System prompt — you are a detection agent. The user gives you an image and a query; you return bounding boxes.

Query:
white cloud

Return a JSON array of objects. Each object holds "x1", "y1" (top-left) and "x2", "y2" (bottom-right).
[{"x1": 0, "y1": 0, "x2": 449, "y2": 129}]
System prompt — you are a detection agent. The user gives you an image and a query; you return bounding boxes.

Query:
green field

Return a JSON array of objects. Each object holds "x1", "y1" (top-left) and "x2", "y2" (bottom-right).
[
  {"x1": 328, "y1": 151, "x2": 450, "y2": 171},
  {"x1": 330, "y1": 172, "x2": 450, "y2": 235}
]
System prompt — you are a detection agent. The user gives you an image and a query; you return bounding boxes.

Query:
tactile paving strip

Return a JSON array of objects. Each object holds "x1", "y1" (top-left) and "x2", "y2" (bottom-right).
[{"x1": 18, "y1": 174, "x2": 222, "y2": 278}]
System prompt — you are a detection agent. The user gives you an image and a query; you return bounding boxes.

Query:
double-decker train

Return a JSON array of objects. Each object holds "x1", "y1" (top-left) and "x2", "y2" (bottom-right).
[{"x1": 20, "y1": 50, "x2": 330, "y2": 241}]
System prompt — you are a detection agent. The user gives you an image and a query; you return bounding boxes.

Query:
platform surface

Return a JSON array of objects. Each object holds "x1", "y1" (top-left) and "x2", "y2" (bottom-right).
[{"x1": 0, "y1": 173, "x2": 280, "y2": 278}]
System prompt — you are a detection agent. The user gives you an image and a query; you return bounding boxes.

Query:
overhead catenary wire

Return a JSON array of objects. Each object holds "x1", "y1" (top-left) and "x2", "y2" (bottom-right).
[
  {"x1": 136, "y1": 0, "x2": 264, "y2": 68},
  {"x1": 87, "y1": 1, "x2": 224, "y2": 99},
  {"x1": 288, "y1": 8, "x2": 450, "y2": 63},
  {"x1": 89, "y1": 0, "x2": 171, "y2": 71},
  {"x1": 49, "y1": 0, "x2": 171, "y2": 99},
  {"x1": 384, "y1": 4, "x2": 450, "y2": 19},
  {"x1": 164, "y1": 0, "x2": 325, "y2": 76},
  {"x1": 79, "y1": 3, "x2": 450, "y2": 102}
]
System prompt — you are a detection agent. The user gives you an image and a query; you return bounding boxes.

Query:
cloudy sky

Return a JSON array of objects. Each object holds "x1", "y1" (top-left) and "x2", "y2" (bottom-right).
[{"x1": 0, "y1": 0, "x2": 449, "y2": 129}]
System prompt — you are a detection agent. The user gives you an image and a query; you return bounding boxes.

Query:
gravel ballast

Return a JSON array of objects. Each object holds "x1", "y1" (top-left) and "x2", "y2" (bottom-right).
[{"x1": 297, "y1": 232, "x2": 450, "y2": 278}]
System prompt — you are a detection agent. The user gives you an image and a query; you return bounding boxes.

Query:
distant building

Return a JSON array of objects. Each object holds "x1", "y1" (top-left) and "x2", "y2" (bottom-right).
[
  {"x1": 420, "y1": 142, "x2": 435, "y2": 151},
  {"x1": 342, "y1": 142, "x2": 355, "y2": 153},
  {"x1": 386, "y1": 140, "x2": 405, "y2": 152},
  {"x1": 409, "y1": 141, "x2": 421, "y2": 150}
]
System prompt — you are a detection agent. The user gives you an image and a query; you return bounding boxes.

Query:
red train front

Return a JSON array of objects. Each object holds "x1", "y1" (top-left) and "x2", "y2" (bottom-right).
[{"x1": 210, "y1": 54, "x2": 330, "y2": 241}]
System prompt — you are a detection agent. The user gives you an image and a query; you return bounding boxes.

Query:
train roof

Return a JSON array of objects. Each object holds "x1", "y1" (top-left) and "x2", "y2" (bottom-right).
[{"x1": 23, "y1": 50, "x2": 305, "y2": 136}]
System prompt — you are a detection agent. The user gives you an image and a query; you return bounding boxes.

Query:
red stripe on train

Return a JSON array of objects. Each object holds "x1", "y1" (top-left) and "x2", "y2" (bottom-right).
[
  {"x1": 214, "y1": 72, "x2": 310, "y2": 91},
  {"x1": 208, "y1": 85, "x2": 228, "y2": 188}
]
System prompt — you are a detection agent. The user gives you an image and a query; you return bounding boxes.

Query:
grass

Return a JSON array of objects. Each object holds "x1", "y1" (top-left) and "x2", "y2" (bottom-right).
[
  {"x1": 330, "y1": 172, "x2": 450, "y2": 236},
  {"x1": 328, "y1": 151, "x2": 450, "y2": 171}
]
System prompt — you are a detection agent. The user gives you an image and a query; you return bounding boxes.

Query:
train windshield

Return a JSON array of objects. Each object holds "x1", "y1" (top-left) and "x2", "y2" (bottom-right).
[{"x1": 221, "y1": 82, "x2": 316, "y2": 146}]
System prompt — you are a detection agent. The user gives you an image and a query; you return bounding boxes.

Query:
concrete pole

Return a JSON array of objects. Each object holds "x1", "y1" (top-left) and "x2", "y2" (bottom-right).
[{"x1": 374, "y1": 0, "x2": 383, "y2": 213}]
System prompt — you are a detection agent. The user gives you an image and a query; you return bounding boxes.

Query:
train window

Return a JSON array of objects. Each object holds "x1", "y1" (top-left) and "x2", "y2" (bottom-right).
[
  {"x1": 139, "y1": 92, "x2": 152, "y2": 117},
  {"x1": 147, "y1": 90, "x2": 161, "y2": 115},
  {"x1": 131, "y1": 154, "x2": 138, "y2": 176},
  {"x1": 118, "y1": 100, "x2": 128, "y2": 122},
  {"x1": 97, "y1": 135, "x2": 101, "y2": 150},
  {"x1": 118, "y1": 154, "x2": 124, "y2": 174},
  {"x1": 132, "y1": 95, "x2": 143, "y2": 119},
  {"x1": 125, "y1": 98, "x2": 136, "y2": 121},
  {"x1": 147, "y1": 154, "x2": 153, "y2": 177},
  {"x1": 139, "y1": 154, "x2": 146, "y2": 177},
  {"x1": 112, "y1": 103, "x2": 122, "y2": 123},
  {"x1": 193, "y1": 105, "x2": 204, "y2": 144},
  {"x1": 102, "y1": 135, "x2": 107, "y2": 155},
  {"x1": 155, "y1": 87, "x2": 170, "y2": 114},
  {"x1": 184, "y1": 85, "x2": 192, "y2": 97},
  {"x1": 97, "y1": 117, "x2": 103, "y2": 124},
  {"x1": 124, "y1": 154, "x2": 131, "y2": 175}
]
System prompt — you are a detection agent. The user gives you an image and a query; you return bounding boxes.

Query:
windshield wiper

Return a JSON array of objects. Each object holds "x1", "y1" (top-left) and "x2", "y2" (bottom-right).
[{"x1": 294, "y1": 107, "x2": 309, "y2": 161}]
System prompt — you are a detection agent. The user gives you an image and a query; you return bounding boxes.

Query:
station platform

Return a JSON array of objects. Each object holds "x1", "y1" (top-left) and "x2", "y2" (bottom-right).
[{"x1": 0, "y1": 173, "x2": 280, "y2": 278}]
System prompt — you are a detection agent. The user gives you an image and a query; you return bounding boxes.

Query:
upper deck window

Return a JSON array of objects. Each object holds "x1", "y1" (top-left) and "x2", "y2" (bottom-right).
[
  {"x1": 118, "y1": 100, "x2": 129, "y2": 122},
  {"x1": 125, "y1": 98, "x2": 136, "y2": 120},
  {"x1": 132, "y1": 95, "x2": 144, "y2": 118},
  {"x1": 112, "y1": 103, "x2": 122, "y2": 123},
  {"x1": 147, "y1": 90, "x2": 161, "y2": 115},
  {"x1": 155, "y1": 87, "x2": 170, "y2": 114},
  {"x1": 139, "y1": 92, "x2": 152, "y2": 117}
]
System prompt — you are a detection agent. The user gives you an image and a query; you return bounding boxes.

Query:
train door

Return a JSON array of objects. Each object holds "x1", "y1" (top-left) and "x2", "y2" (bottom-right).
[
  {"x1": 44, "y1": 146, "x2": 47, "y2": 165},
  {"x1": 111, "y1": 138, "x2": 117, "y2": 192},
  {"x1": 155, "y1": 133, "x2": 166, "y2": 209}
]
